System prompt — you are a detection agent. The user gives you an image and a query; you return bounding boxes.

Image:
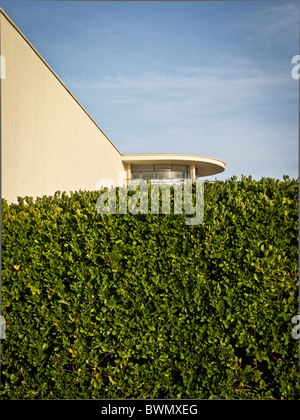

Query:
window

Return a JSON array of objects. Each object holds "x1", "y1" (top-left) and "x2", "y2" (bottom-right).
[
  {"x1": 131, "y1": 164, "x2": 191, "y2": 181},
  {"x1": 131, "y1": 165, "x2": 154, "y2": 180}
]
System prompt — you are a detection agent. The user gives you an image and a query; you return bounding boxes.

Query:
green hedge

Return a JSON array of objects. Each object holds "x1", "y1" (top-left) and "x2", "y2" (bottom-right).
[{"x1": 0, "y1": 176, "x2": 299, "y2": 399}]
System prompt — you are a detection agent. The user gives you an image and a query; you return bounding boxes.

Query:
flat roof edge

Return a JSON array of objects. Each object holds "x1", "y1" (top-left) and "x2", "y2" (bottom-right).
[{"x1": 122, "y1": 153, "x2": 226, "y2": 168}]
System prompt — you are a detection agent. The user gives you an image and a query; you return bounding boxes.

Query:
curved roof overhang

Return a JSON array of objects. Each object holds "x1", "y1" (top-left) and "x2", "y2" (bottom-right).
[{"x1": 122, "y1": 154, "x2": 226, "y2": 177}]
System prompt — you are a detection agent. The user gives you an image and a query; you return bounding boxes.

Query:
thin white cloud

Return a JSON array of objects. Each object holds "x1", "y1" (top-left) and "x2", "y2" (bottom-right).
[
  {"x1": 69, "y1": 65, "x2": 290, "y2": 91},
  {"x1": 62, "y1": 2, "x2": 298, "y2": 180},
  {"x1": 67, "y1": 64, "x2": 293, "y2": 123},
  {"x1": 225, "y1": 0, "x2": 299, "y2": 46},
  {"x1": 256, "y1": 1, "x2": 299, "y2": 39}
]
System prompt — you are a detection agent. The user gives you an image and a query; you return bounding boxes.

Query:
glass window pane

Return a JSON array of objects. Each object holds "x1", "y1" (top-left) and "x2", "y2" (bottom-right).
[
  {"x1": 131, "y1": 172, "x2": 140, "y2": 179},
  {"x1": 142, "y1": 171, "x2": 154, "y2": 179},
  {"x1": 155, "y1": 164, "x2": 171, "y2": 170},
  {"x1": 156, "y1": 171, "x2": 172, "y2": 179},
  {"x1": 172, "y1": 165, "x2": 186, "y2": 172},
  {"x1": 156, "y1": 169, "x2": 171, "y2": 174},
  {"x1": 132, "y1": 164, "x2": 153, "y2": 171},
  {"x1": 172, "y1": 171, "x2": 185, "y2": 179},
  {"x1": 130, "y1": 163, "x2": 192, "y2": 180}
]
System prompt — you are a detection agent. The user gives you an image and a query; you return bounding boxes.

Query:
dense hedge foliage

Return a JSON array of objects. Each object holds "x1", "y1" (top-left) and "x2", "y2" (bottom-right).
[{"x1": 0, "y1": 176, "x2": 299, "y2": 399}]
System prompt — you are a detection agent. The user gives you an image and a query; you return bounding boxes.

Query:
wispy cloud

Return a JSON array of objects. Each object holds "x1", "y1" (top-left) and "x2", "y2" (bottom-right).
[
  {"x1": 225, "y1": 0, "x2": 299, "y2": 47},
  {"x1": 66, "y1": 58, "x2": 297, "y2": 180},
  {"x1": 254, "y1": 1, "x2": 299, "y2": 40},
  {"x1": 67, "y1": 62, "x2": 294, "y2": 124},
  {"x1": 19, "y1": 0, "x2": 295, "y2": 181}
]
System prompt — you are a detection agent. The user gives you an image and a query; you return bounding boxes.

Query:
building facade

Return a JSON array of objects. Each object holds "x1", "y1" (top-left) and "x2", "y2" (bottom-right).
[{"x1": 0, "y1": 9, "x2": 225, "y2": 204}]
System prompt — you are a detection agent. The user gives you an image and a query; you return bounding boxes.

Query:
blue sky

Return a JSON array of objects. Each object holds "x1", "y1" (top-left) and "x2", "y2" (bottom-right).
[{"x1": 0, "y1": 0, "x2": 299, "y2": 180}]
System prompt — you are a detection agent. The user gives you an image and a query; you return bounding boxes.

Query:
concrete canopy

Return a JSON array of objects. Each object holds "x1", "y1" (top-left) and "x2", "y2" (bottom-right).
[{"x1": 122, "y1": 154, "x2": 226, "y2": 177}]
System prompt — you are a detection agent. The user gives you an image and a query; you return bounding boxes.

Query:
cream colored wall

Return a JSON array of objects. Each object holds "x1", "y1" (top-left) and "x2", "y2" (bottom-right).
[{"x1": 1, "y1": 10, "x2": 125, "y2": 203}]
